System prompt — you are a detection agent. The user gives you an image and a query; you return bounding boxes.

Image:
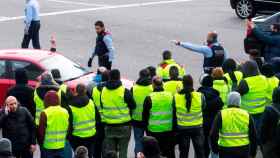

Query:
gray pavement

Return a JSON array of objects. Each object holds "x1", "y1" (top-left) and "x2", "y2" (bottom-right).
[{"x1": 0, "y1": 0, "x2": 262, "y2": 157}]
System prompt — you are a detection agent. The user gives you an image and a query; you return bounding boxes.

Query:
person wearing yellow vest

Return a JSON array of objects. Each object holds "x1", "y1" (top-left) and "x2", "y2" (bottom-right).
[
  {"x1": 156, "y1": 50, "x2": 185, "y2": 81},
  {"x1": 34, "y1": 73, "x2": 60, "y2": 126},
  {"x1": 90, "y1": 67, "x2": 109, "y2": 158},
  {"x1": 174, "y1": 75, "x2": 205, "y2": 158},
  {"x1": 143, "y1": 76, "x2": 176, "y2": 158},
  {"x1": 131, "y1": 68, "x2": 153, "y2": 155},
  {"x1": 261, "y1": 63, "x2": 280, "y2": 105},
  {"x1": 38, "y1": 91, "x2": 69, "y2": 158},
  {"x1": 211, "y1": 68, "x2": 230, "y2": 107},
  {"x1": 68, "y1": 84, "x2": 98, "y2": 158},
  {"x1": 163, "y1": 66, "x2": 183, "y2": 94},
  {"x1": 101, "y1": 69, "x2": 136, "y2": 158},
  {"x1": 222, "y1": 58, "x2": 243, "y2": 91},
  {"x1": 210, "y1": 92, "x2": 257, "y2": 158},
  {"x1": 237, "y1": 60, "x2": 269, "y2": 144}
]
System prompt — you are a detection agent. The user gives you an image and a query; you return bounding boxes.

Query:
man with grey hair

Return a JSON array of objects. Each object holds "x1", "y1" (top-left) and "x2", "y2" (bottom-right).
[
  {"x1": 210, "y1": 92, "x2": 257, "y2": 158},
  {"x1": 0, "y1": 96, "x2": 36, "y2": 158},
  {"x1": 21, "y1": 0, "x2": 41, "y2": 49}
]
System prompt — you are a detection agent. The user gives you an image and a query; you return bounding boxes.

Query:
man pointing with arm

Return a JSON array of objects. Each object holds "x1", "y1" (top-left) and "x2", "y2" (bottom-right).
[{"x1": 173, "y1": 31, "x2": 227, "y2": 74}]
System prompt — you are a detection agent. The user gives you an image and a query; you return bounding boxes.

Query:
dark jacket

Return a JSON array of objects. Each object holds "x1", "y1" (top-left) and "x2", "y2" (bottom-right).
[
  {"x1": 253, "y1": 28, "x2": 280, "y2": 62},
  {"x1": 142, "y1": 87, "x2": 176, "y2": 132},
  {"x1": 197, "y1": 86, "x2": 223, "y2": 134},
  {"x1": 0, "y1": 106, "x2": 36, "y2": 152},
  {"x1": 67, "y1": 95, "x2": 100, "y2": 140},
  {"x1": 131, "y1": 77, "x2": 152, "y2": 127},
  {"x1": 210, "y1": 106, "x2": 257, "y2": 157},
  {"x1": 6, "y1": 85, "x2": 35, "y2": 117},
  {"x1": 237, "y1": 60, "x2": 260, "y2": 96},
  {"x1": 102, "y1": 80, "x2": 136, "y2": 126}
]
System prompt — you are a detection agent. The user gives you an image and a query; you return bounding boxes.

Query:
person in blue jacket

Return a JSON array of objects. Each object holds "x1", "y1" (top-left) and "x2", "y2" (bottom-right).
[{"x1": 249, "y1": 21, "x2": 280, "y2": 62}]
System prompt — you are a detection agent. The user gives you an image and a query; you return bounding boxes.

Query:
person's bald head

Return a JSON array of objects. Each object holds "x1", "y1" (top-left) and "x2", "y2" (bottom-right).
[{"x1": 5, "y1": 96, "x2": 18, "y2": 112}]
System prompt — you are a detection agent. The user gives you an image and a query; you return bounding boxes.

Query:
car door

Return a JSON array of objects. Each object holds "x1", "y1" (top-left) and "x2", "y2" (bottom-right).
[
  {"x1": 0, "y1": 59, "x2": 11, "y2": 106},
  {"x1": 9, "y1": 60, "x2": 44, "y2": 88},
  {"x1": 260, "y1": 0, "x2": 280, "y2": 11}
]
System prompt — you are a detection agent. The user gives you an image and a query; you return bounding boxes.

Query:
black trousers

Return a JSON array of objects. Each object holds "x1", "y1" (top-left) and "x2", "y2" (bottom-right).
[
  {"x1": 147, "y1": 131, "x2": 176, "y2": 158},
  {"x1": 219, "y1": 146, "x2": 250, "y2": 158},
  {"x1": 94, "y1": 124, "x2": 105, "y2": 158},
  {"x1": 177, "y1": 128, "x2": 205, "y2": 158},
  {"x1": 98, "y1": 55, "x2": 112, "y2": 70},
  {"x1": 70, "y1": 135, "x2": 95, "y2": 158},
  {"x1": 21, "y1": 21, "x2": 41, "y2": 49},
  {"x1": 13, "y1": 148, "x2": 33, "y2": 158}
]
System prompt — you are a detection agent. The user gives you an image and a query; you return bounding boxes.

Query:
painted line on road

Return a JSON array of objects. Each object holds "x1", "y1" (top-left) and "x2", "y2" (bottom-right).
[
  {"x1": 47, "y1": 0, "x2": 109, "y2": 7},
  {"x1": 0, "y1": 0, "x2": 192, "y2": 22}
]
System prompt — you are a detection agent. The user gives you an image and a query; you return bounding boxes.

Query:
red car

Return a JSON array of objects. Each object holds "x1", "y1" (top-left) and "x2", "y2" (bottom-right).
[{"x1": 0, "y1": 49, "x2": 133, "y2": 106}]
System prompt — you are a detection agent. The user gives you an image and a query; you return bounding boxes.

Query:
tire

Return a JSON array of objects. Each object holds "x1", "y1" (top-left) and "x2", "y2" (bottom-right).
[{"x1": 235, "y1": 0, "x2": 256, "y2": 19}]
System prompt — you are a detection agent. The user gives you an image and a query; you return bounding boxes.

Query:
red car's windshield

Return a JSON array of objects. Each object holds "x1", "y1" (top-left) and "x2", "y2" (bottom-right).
[{"x1": 40, "y1": 55, "x2": 89, "y2": 81}]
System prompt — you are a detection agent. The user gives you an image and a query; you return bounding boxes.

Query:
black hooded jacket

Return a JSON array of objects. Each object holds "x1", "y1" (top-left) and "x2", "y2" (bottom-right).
[
  {"x1": 131, "y1": 77, "x2": 152, "y2": 127},
  {"x1": 102, "y1": 80, "x2": 136, "y2": 126},
  {"x1": 6, "y1": 69, "x2": 35, "y2": 117},
  {"x1": 237, "y1": 60, "x2": 260, "y2": 96}
]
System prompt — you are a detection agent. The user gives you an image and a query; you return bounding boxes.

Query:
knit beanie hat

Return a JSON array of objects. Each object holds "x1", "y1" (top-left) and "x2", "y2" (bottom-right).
[
  {"x1": 228, "y1": 91, "x2": 241, "y2": 106},
  {"x1": 0, "y1": 138, "x2": 12, "y2": 156},
  {"x1": 44, "y1": 90, "x2": 60, "y2": 107},
  {"x1": 75, "y1": 146, "x2": 89, "y2": 158}
]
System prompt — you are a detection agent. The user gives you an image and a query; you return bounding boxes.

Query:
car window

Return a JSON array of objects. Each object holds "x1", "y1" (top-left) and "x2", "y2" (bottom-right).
[
  {"x1": 40, "y1": 55, "x2": 89, "y2": 81},
  {"x1": 10, "y1": 60, "x2": 43, "y2": 80},
  {"x1": 0, "y1": 60, "x2": 6, "y2": 79}
]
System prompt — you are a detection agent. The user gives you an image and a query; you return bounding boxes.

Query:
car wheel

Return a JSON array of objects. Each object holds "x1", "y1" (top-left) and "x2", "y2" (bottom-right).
[{"x1": 235, "y1": 0, "x2": 256, "y2": 19}]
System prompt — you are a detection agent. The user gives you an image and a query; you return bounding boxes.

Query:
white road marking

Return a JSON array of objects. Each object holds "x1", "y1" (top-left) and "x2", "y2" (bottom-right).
[
  {"x1": 0, "y1": 0, "x2": 192, "y2": 22},
  {"x1": 47, "y1": 0, "x2": 108, "y2": 7}
]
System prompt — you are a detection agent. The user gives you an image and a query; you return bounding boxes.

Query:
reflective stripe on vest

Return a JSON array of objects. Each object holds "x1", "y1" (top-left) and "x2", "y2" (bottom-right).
[
  {"x1": 213, "y1": 80, "x2": 230, "y2": 107},
  {"x1": 92, "y1": 87, "x2": 104, "y2": 122},
  {"x1": 175, "y1": 92, "x2": 203, "y2": 127},
  {"x1": 218, "y1": 108, "x2": 249, "y2": 147},
  {"x1": 163, "y1": 80, "x2": 183, "y2": 94},
  {"x1": 148, "y1": 91, "x2": 173, "y2": 132},
  {"x1": 241, "y1": 75, "x2": 268, "y2": 114},
  {"x1": 43, "y1": 106, "x2": 69, "y2": 150},
  {"x1": 266, "y1": 76, "x2": 279, "y2": 104},
  {"x1": 101, "y1": 86, "x2": 131, "y2": 124},
  {"x1": 70, "y1": 100, "x2": 96, "y2": 138},
  {"x1": 34, "y1": 89, "x2": 44, "y2": 126},
  {"x1": 132, "y1": 84, "x2": 153, "y2": 121}
]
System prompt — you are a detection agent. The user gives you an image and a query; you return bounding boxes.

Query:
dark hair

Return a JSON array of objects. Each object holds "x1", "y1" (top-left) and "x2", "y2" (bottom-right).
[
  {"x1": 222, "y1": 58, "x2": 238, "y2": 87},
  {"x1": 272, "y1": 24, "x2": 280, "y2": 32},
  {"x1": 261, "y1": 63, "x2": 275, "y2": 77},
  {"x1": 139, "y1": 68, "x2": 150, "y2": 79},
  {"x1": 15, "y1": 68, "x2": 28, "y2": 84},
  {"x1": 95, "y1": 20, "x2": 105, "y2": 27},
  {"x1": 101, "y1": 70, "x2": 110, "y2": 82},
  {"x1": 181, "y1": 75, "x2": 194, "y2": 112},
  {"x1": 104, "y1": 151, "x2": 118, "y2": 158},
  {"x1": 146, "y1": 66, "x2": 156, "y2": 78},
  {"x1": 201, "y1": 75, "x2": 213, "y2": 87},
  {"x1": 109, "y1": 69, "x2": 120, "y2": 81},
  {"x1": 169, "y1": 66, "x2": 179, "y2": 80},
  {"x1": 76, "y1": 83, "x2": 87, "y2": 96},
  {"x1": 152, "y1": 76, "x2": 163, "y2": 88},
  {"x1": 162, "y1": 50, "x2": 172, "y2": 60}
]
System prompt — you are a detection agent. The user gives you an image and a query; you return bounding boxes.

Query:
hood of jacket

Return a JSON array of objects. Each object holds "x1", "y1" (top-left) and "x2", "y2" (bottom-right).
[
  {"x1": 241, "y1": 60, "x2": 259, "y2": 78},
  {"x1": 15, "y1": 69, "x2": 28, "y2": 85},
  {"x1": 136, "y1": 77, "x2": 152, "y2": 86},
  {"x1": 105, "y1": 80, "x2": 122, "y2": 90},
  {"x1": 36, "y1": 85, "x2": 59, "y2": 100},
  {"x1": 69, "y1": 95, "x2": 90, "y2": 108}
]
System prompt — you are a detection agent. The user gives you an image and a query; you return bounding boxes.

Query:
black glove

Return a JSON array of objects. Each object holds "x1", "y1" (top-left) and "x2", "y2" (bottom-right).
[{"x1": 88, "y1": 57, "x2": 93, "y2": 67}]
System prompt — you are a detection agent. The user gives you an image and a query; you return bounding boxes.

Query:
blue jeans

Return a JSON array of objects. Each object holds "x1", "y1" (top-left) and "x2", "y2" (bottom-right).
[
  {"x1": 41, "y1": 148, "x2": 64, "y2": 158},
  {"x1": 133, "y1": 126, "x2": 145, "y2": 155},
  {"x1": 64, "y1": 141, "x2": 73, "y2": 158}
]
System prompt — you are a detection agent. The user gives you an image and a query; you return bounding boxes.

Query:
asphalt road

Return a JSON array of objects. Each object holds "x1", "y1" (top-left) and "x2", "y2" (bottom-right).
[{"x1": 0, "y1": 0, "x2": 262, "y2": 157}]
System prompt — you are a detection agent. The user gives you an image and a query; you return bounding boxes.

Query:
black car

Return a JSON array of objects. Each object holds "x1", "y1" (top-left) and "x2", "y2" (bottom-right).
[
  {"x1": 230, "y1": 0, "x2": 280, "y2": 19},
  {"x1": 253, "y1": 12, "x2": 280, "y2": 32}
]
